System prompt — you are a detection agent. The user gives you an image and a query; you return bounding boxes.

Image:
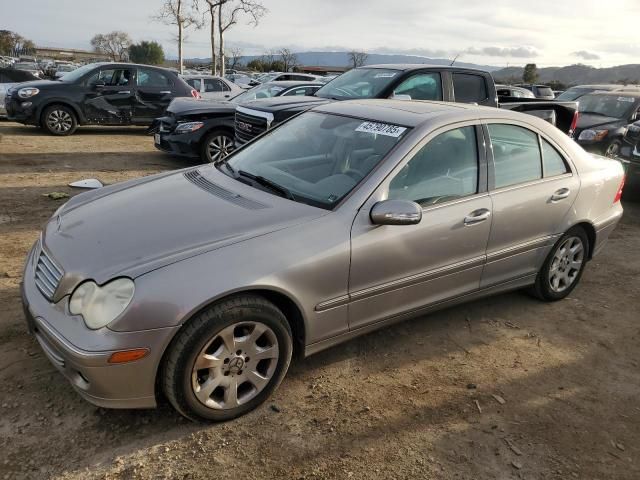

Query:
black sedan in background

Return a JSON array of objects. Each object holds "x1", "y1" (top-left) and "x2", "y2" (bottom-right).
[
  {"x1": 152, "y1": 81, "x2": 322, "y2": 163},
  {"x1": 4, "y1": 62, "x2": 198, "y2": 135},
  {"x1": 619, "y1": 120, "x2": 640, "y2": 195},
  {"x1": 575, "y1": 92, "x2": 640, "y2": 157},
  {"x1": 0, "y1": 67, "x2": 39, "y2": 117}
]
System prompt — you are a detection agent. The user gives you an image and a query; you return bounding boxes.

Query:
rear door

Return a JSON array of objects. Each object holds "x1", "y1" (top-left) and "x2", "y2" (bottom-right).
[
  {"x1": 481, "y1": 121, "x2": 579, "y2": 287},
  {"x1": 133, "y1": 67, "x2": 176, "y2": 122},
  {"x1": 452, "y1": 72, "x2": 496, "y2": 107},
  {"x1": 202, "y1": 78, "x2": 232, "y2": 100},
  {"x1": 83, "y1": 67, "x2": 135, "y2": 124}
]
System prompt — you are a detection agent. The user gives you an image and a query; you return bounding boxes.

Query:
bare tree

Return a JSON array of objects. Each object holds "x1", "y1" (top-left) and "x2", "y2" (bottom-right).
[
  {"x1": 348, "y1": 50, "x2": 368, "y2": 68},
  {"x1": 215, "y1": 0, "x2": 267, "y2": 76},
  {"x1": 153, "y1": 0, "x2": 202, "y2": 73},
  {"x1": 279, "y1": 48, "x2": 298, "y2": 72},
  {"x1": 204, "y1": 0, "x2": 218, "y2": 75},
  {"x1": 90, "y1": 31, "x2": 132, "y2": 61},
  {"x1": 227, "y1": 46, "x2": 244, "y2": 70}
]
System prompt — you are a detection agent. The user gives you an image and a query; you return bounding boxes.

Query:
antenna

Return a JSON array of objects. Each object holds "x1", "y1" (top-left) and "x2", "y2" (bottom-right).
[{"x1": 450, "y1": 54, "x2": 460, "y2": 66}]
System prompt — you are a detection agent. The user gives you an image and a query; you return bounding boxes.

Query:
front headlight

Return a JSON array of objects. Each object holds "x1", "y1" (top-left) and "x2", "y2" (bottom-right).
[
  {"x1": 17, "y1": 87, "x2": 39, "y2": 99},
  {"x1": 174, "y1": 121, "x2": 204, "y2": 134},
  {"x1": 69, "y1": 278, "x2": 135, "y2": 330},
  {"x1": 578, "y1": 129, "x2": 608, "y2": 141}
]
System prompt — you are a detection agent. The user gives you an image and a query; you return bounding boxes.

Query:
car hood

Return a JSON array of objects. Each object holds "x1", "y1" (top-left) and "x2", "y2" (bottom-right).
[
  {"x1": 576, "y1": 113, "x2": 624, "y2": 130},
  {"x1": 42, "y1": 166, "x2": 326, "y2": 287},
  {"x1": 239, "y1": 95, "x2": 331, "y2": 113},
  {"x1": 168, "y1": 97, "x2": 236, "y2": 116}
]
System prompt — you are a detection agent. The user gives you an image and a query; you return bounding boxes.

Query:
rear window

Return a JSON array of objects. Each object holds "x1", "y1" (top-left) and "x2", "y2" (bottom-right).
[
  {"x1": 535, "y1": 87, "x2": 554, "y2": 97},
  {"x1": 453, "y1": 73, "x2": 488, "y2": 103}
]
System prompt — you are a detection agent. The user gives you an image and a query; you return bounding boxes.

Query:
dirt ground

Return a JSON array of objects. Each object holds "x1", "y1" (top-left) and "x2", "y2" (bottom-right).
[{"x1": 0, "y1": 121, "x2": 639, "y2": 480}]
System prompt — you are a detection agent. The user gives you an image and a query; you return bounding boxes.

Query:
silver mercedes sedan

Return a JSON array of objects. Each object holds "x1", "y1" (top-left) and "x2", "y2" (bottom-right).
[{"x1": 22, "y1": 100, "x2": 625, "y2": 422}]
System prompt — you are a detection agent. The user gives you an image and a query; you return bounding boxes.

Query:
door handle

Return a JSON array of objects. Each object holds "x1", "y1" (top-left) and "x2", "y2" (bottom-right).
[
  {"x1": 160, "y1": 91, "x2": 171, "y2": 94},
  {"x1": 464, "y1": 209, "x2": 491, "y2": 225},
  {"x1": 551, "y1": 188, "x2": 570, "y2": 202},
  {"x1": 117, "y1": 90, "x2": 131, "y2": 94}
]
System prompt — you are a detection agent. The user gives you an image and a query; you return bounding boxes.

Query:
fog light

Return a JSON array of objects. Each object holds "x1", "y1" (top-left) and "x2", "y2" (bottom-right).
[
  {"x1": 108, "y1": 348, "x2": 149, "y2": 364},
  {"x1": 21, "y1": 102, "x2": 32, "y2": 108}
]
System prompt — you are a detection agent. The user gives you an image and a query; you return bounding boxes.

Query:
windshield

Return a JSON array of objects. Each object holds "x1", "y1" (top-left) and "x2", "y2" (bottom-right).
[
  {"x1": 231, "y1": 82, "x2": 290, "y2": 103},
  {"x1": 536, "y1": 86, "x2": 554, "y2": 97},
  {"x1": 14, "y1": 63, "x2": 37, "y2": 69},
  {"x1": 579, "y1": 94, "x2": 638, "y2": 119},
  {"x1": 224, "y1": 111, "x2": 410, "y2": 209},
  {"x1": 315, "y1": 68, "x2": 401, "y2": 100},
  {"x1": 59, "y1": 63, "x2": 98, "y2": 83},
  {"x1": 556, "y1": 88, "x2": 593, "y2": 101}
]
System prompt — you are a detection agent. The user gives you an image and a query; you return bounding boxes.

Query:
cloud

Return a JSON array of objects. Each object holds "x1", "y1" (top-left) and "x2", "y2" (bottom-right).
[
  {"x1": 572, "y1": 50, "x2": 600, "y2": 60},
  {"x1": 465, "y1": 46, "x2": 539, "y2": 58}
]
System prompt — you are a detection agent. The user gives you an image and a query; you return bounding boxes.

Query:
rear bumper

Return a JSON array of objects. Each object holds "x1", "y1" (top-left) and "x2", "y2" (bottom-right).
[
  {"x1": 592, "y1": 203, "x2": 624, "y2": 257},
  {"x1": 21, "y1": 243, "x2": 180, "y2": 409}
]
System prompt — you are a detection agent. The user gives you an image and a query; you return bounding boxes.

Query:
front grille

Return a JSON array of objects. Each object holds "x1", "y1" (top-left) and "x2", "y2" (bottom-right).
[
  {"x1": 35, "y1": 246, "x2": 64, "y2": 301},
  {"x1": 184, "y1": 169, "x2": 268, "y2": 210},
  {"x1": 235, "y1": 110, "x2": 269, "y2": 144}
]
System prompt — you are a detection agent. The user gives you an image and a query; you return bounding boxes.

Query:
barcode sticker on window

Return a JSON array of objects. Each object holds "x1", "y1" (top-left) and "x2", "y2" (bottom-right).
[{"x1": 356, "y1": 121, "x2": 407, "y2": 137}]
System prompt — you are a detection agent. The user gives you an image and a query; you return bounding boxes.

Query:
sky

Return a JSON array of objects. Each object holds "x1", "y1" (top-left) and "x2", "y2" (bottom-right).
[{"x1": 3, "y1": 0, "x2": 640, "y2": 67}]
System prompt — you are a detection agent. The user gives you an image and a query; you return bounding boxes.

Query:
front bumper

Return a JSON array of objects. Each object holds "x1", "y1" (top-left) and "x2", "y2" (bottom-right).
[
  {"x1": 153, "y1": 130, "x2": 201, "y2": 158},
  {"x1": 21, "y1": 242, "x2": 180, "y2": 409},
  {"x1": 5, "y1": 96, "x2": 37, "y2": 124}
]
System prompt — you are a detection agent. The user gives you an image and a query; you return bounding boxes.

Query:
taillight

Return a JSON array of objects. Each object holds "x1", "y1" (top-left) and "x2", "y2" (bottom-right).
[
  {"x1": 614, "y1": 175, "x2": 626, "y2": 203},
  {"x1": 191, "y1": 89, "x2": 201, "y2": 99},
  {"x1": 569, "y1": 111, "x2": 579, "y2": 138}
]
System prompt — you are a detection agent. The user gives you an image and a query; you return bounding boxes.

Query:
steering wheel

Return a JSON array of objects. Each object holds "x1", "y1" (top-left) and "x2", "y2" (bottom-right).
[{"x1": 343, "y1": 168, "x2": 365, "y2": 182}]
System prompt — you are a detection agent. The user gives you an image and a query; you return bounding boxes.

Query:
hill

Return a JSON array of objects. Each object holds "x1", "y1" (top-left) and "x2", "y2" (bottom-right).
[
  {"x1": 493, "y1": 64, "x2": 640, "y2": 86},
  {"x1": 186, "y1": 50, "x2": 498, "y2": 71}
]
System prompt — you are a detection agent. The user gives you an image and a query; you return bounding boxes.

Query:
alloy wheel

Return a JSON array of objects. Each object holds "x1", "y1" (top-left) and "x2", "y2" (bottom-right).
[
  {"x1": 605, "y1": 142, "x2": 621, "y2": 158},
  {"x1": 47, "y1": 109, "x2": 73, "y2": 133},
  {"x1": 207, "y1": 135, "x2": 234, "y2": 162},
  {"x1": 191, "y1": 321, "x2": 279, "y2": 410},
  {"x1": 548, "y1": 236, "x2": 584, "y2": 293}
]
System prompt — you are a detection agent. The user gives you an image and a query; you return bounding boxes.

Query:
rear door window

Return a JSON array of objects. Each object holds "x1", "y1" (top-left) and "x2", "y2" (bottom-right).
[
  {"x1": 186, "y1": 78, "x2": 202, "y2": 91},
  {"x1": 453, "y1": 73, "x2": 489, "y2": 103},
  {"x1": 87, "y1": 69, "x2": 132, "y2": 86},
  {"x1": 204, "y1": 78, "x2": 229, "y2": 92},
  {"x1": 136, "y1": 68, "x2": 172, "y2": 87},
  {"x1": 541, "y1": 138, "x2": 569, "y2": 177},
  {"x1": 488, "y1": 124, "x2": 542, "y2": 188}
]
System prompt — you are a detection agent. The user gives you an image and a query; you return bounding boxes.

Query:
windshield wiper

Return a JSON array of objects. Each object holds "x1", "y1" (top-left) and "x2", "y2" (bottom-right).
[
  {"x1": 237, "y1": 170, "x2": 295, "y2": 200},
  {"x1": 215, "y1": 157, "x2": 236, "y2": 177}
]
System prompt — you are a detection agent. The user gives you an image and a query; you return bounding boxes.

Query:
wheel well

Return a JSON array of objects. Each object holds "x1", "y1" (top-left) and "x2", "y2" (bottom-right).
[
  {"x1": 201, "y1": 126, "x2": 234, "y2": 142},
  {"x1": 39, "y1": 102, "x2": 82, "y2": 126},
  {"x1": 573, "y1": 222, "x2": 596, "y2": 259}
]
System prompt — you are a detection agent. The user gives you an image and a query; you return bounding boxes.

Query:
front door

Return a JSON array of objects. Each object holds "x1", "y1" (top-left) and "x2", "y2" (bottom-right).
[
  {"x1": 481, "y1": 122, "x2": 579, "y2": 287},
  {"x1": 83, "y1": 67, "x2": 134, "y2": 124},
  {"x1": 133, "y1": 67, "x2": 176, "y2": 122},
  {"x1": 348, "y1": 124, "x2": 492, "y2": 330}
]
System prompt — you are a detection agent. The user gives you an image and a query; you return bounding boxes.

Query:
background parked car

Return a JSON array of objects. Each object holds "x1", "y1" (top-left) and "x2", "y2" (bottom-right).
[
  {"x1": 181, "y1": 74, "x2": 244, "y2": 100},
  {"x1": 5, "y1": 62, "x2": 199, "y2": 135},
  {"x1": 516, "y1": 84, "x2": 555, "y2": 99},
  {"x1": 555, "y1": 84, "x2": 640, "y2": 101},
  {"x1": 496, "y1": 84, "x2": 536, "y2": 99},
  {"x1": 12, "y1": 61, "x2": 42, "y2": 78},
  {"x1": 574, "y1": 91, "x2": 640, "y2": 156},
  {"x1": 152, "y1": 80, "x2": 324, "y2": 163},
  {"x1": 0, "y1": 67, "x2": 39, "y2": 118},
  {"x1": 619, "y1": 120, "x2": 640, "y2": 195},
  {"x1": 248, "y1": 72, "x2": 320, "y2": 86},
  {"x1": 225, "y1": 73, "x2": 253, "y2": 88},
  {"x1": 53, "y1": 63, "x2": 78, "y2": 79}
]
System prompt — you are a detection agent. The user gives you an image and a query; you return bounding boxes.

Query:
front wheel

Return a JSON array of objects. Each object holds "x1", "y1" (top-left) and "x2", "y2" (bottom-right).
[
  {"x1": 42, "y1": 104, "x2": 78, "y2": 136},
  {"x1": 605, "y1": 139, "x2": 622, "y2": 158},
  {"x1": 162, "y1": 295, "x2": 293, "y2": 422},
  {"x1": 531, "y1": 227, "x2": 589, "y2": 301},
  {"x1": 200, "y1": 130, "x2": 235, "y2": 163}
]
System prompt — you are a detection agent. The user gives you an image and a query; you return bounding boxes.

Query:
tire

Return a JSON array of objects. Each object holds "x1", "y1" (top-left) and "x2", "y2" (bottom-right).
[
  {"x1": 531, "y1": 226, "x2": 589, "y2": 302},
  {"x1": 42, "y1": 104, "x2": 78, "y2": 136},
  {"x1": 162, "y1": 295, "x2": 293, "y2": 422},
  {"x1": 200, "y1": 130, "x2": 235, "y2": 163},
  {"x1": 604, "y1": 139, "x2": 622, "y2": 158}
]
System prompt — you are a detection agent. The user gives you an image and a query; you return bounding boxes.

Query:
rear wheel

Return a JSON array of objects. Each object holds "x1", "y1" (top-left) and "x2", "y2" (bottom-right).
[
  {"x1": 42, "y1": 104, "x2": 77, "y2": 136},
  {"x1": 531, "y1": 227, "x2": 589, "y2": 301},
  {"x1": 201, "y1": 130, "x2": 235, "y2": 163},
  {"x1": 162, "y1": 295, "x2": 293, "y2": 422}
]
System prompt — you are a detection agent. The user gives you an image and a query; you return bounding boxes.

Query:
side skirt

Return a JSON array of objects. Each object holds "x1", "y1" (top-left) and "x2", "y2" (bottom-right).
[{"x1": 304, "y1": 273, "x2": 537, "y2": 357}]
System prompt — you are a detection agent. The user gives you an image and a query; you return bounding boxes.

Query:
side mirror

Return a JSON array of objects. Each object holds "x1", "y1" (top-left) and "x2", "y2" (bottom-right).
[
  {"x1": 69, "y1": 178, "x2": 104, "y2": 189},
  {"x1": 631, "y1": 111, "x2": 639, "y2": 122},
  {"x1": 370, "y1": 199, "x2": 422, "y2": 226}
]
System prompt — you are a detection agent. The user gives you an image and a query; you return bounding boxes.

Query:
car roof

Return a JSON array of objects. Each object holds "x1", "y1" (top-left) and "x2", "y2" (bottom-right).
[
  {"x1": 312, "y1": 99, "x2": 525, "y2": 128},
  {"x1": 363, "y1": 64, "x2": 489, "y2": 74},
  {"x1": 181, "y1": 74, "x2": 227, "y2": 79},
  {"x1": 262, "y1": 80, "x2": 323, "y2": 87},
  {"x1": 581, "y1": 91, "x2": 640, "y2": 98}
]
